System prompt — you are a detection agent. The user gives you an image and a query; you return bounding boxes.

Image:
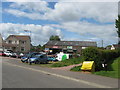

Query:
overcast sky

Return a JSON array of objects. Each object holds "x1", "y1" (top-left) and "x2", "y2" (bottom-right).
[{"x1": 1, "y1": 0, "x2": 119, "y2": 47}]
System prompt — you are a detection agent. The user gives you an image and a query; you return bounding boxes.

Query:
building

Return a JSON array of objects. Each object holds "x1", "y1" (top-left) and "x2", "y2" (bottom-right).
[
  {"x1": 111, "y1": 44, "x2": 120, "y2": 50},
  {"x1": 3, "y1": 35, "x2": 31, "y2": 53},
  {"x1": 45, "y1": 41, "x2": 97, "y2": 54},
  {"x1": 0, "y1": 34, "x2": 4, "y2": 51}
]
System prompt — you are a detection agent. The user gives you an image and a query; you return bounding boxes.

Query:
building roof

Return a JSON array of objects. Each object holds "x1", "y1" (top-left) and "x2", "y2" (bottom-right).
[
  {"x1": 45, "y1": 41, "x2": 97, "y2": 47},
  {"x1": 6, "y1": 35, "x2": 30, "y2": 41},
  {"x1": 2, "y1": 43, "x2": 18, "y2": 47},
  {"x1": 112, "y1": 44, "x2": 120, "y2": 48}
]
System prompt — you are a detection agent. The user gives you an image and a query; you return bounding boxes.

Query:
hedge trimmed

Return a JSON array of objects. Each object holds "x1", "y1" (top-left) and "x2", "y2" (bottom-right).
[
  {"x1": 82, "y1": 47, "x2": 120, "y2": 71},
  {"x1": 82, "y1": 47, "x2": 102, "y2": 71}
]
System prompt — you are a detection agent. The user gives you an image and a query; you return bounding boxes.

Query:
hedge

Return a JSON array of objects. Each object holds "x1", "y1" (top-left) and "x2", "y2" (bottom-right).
[
  {"x1": 82, "y1": 47, "x2": 120, "y2": 71},
  {"x1": 82, "y1": 47, "x2": 102, "y2": 71}
]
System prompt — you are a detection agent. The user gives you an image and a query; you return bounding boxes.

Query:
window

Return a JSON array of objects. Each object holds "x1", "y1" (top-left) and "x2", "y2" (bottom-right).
[
  {"x1": 8, "y1": 40, "x2": 12, "y2": 44},
  {"x1": 21, "y1": 47, "x2": 25, "y2": 51},
  {"x1": 21, "y1": 41, "x2": 26, "y2": 44}
]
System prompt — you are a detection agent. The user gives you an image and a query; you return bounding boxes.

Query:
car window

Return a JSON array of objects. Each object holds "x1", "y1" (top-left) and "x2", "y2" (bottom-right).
[{"x1": 33, "y1": 54, "x2": 41, "y2": 58}]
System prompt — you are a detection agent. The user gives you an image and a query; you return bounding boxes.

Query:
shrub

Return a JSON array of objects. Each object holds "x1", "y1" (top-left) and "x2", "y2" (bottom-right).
[
  {"x1": 82, "y1": 47, "x2": 102, "y2": 71},
  {"x1": 100, "y1": 50, "x2": 120, "y2": 63},
  {"x1": 82, "y1": 47, "x2": 120, "y2": 71}
]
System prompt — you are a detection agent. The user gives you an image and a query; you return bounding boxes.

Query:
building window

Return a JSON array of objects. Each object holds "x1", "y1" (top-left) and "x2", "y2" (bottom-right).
[
  {"x1": 21, "y1": 41, "x2": 26, "y2": 44},
  {"x1": 21, "y1": 47, "x2": 25, "y2": 51},
  {"x1": 8, "y1": 40, "x2": 12, "y2": 44}
]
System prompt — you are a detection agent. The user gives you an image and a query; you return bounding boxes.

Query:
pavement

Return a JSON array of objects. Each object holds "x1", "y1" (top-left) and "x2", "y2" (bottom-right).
[{"x1": 1, "y1": 56, "x2": 119, "y2": 88}]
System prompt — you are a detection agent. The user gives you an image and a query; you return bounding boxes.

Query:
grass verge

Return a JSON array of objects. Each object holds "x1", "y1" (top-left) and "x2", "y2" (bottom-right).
[
  {"x1": 51, "y1": 57, "x2": 83, "y2": 67},
  {"x1": 70, "y1": 66, "x2": 82, "y2": 71},
  {"x1": 93, "y1": 57, "x2": 120, "y2": 78}
]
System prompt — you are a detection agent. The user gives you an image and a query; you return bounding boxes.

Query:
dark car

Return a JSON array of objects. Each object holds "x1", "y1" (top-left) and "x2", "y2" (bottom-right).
[
  {"x1": 21, "y1": 52, "x2": 40, "y2": 63},
  {"x1": 28, "y1": 54, "x2": 48, "y2": 65}
]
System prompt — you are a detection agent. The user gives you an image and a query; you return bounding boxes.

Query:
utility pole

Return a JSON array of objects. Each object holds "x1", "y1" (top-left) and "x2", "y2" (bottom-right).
[{"x1": 102, "y1": 40, "x2": 103, "y2": 48}]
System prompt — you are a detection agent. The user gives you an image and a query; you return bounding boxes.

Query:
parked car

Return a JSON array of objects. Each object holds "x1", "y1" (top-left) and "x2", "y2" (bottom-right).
[
  {"x1": 21, "y1": 52, "x2": 40, "y2": 63},
  {"x1": 47, "y1": 56, "x2": 58, "y2": 62},
  {"x1": 0, "y1": 51, "x2": 6, "y2": 56},
  {"x1": 11, "y1": 52, "x2": 17, "y2": 58},
  {"x1": 16, "y1": 53, "x2": 24, "y2": 58},
  {"x1": 28, "y1": 54, "x2": 48, "y2": 65},
  {"x1": 4, "y1": 51, "x2": 12, "y2": 57}
]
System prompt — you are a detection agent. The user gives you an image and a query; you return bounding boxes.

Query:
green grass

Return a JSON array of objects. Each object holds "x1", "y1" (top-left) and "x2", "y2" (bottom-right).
[
  {"x1": 93, "y1": 57, "x2": 120, "y2": 78},
  {"x1": 51, "y1": 57, "x2": 83, "y2": 67}
]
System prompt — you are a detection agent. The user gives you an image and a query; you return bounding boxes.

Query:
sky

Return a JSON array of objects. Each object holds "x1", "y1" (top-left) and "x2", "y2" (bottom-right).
[{"x1": 1, "y1": 0, "x2": 119, "y2": 47}]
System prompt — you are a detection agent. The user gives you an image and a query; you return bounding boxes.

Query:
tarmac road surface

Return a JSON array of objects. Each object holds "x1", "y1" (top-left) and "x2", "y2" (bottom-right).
[{"x1": 1, "y1": 57, "x2": 119, "y2": 88}]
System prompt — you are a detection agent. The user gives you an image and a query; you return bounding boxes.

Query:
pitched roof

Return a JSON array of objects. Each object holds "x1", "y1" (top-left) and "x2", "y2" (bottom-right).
[
  {"x1": 112, "y1": 44, "x2": 120, "y2": 48},
  {"x1": 6, "y1": 35, "x2": 30, "y2": 41},
  {"x1": 45, "y1": 41, "x2": 97, "y2": 47},
  {"x1": 2, "y1": 43, "x2": 18, "y2": 47}
]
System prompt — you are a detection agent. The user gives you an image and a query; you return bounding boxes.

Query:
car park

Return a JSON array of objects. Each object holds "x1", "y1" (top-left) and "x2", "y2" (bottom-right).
[{"x1": 28, "y1": 54, "x2": 48, "y2": 65}]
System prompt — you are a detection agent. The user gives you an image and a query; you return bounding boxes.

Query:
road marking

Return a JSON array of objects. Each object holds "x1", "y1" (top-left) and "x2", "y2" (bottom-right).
[{"x1": 4, "y1": 62, "x2": 112, "y2": 88}]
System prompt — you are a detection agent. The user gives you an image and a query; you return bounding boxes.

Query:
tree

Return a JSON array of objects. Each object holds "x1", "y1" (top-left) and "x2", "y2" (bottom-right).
[
  {"x1": 49, "y1": 35, "x2": 61, "y2": 41},
  {"x1": 30, "y1": 44, "x2": 42, "y2": 52},
  {"x1": 115, "y1": 15, "x2": 120, "y2": 44}
]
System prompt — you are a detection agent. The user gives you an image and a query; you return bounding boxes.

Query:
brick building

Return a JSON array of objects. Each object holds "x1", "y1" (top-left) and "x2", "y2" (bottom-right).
[
  {"x1": 45, "y1": 41, "x2": 97, "y2": 54},
  {"x1": 3, "y1": 35, "x2": 31, "y2": 53}
]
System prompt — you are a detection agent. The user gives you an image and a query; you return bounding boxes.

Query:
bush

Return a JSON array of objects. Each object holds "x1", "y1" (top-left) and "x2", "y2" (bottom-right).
[
  {"x1": 100, "y1": 50, "x2": 119, "y2": 63},
  {"x1": 93, "y1": 57, "x2": 120, "y2": 78},
  {"x1": 82, "y1": 47, "x2": 102, "y2": 71},
  {"x1": 82, "y1": 47, "x2": 120, "y2": 71}
]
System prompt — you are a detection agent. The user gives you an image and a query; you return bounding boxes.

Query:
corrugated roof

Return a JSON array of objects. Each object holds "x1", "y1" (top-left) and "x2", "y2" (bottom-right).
[{"x1": 45, "y1": 41, "x2": 97, "y2": 47}]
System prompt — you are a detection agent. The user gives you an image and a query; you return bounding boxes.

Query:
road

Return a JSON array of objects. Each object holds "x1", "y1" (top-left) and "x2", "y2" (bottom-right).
[{"x1": 1, "y1": 57, "x2": 119, "y2": 88}]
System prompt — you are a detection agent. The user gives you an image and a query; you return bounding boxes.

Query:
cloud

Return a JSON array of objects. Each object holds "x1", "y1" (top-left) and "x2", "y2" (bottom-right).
[
  {"x1": 2, "y1": 1, "x2": 118, "y2": 46},
  {"x1": 3, "y1": 2, "x2": 118, "y2": 23},
  {"x1": 0, "y1": 23, "x2": 62, "y2": 45},
  {"x1": 46, "y1": 2, "x2": 118, "y2": 23},
  {"x1": 9, "y1": 1, "x2": 52, "y2": 13},
  {"x1": 5, "y1": 9, "x2": 46, "y2": 20},
  {"x1": 50, "y1": 21, "x2": 118, "y2": 46}
]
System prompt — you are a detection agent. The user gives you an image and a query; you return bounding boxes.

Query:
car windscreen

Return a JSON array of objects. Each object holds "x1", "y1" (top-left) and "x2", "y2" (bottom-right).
[{"x1": 33, "y1": 54, "x2": 42, "y2": 58}]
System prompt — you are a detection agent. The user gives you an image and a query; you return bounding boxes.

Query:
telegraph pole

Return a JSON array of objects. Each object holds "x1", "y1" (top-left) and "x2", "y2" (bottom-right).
[{"x1": 102, "y1": 40, "x2": 103, "y2": 48}]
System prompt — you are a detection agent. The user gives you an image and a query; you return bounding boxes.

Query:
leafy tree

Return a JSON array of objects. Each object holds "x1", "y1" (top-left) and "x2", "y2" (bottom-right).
[
  {"x1": 30, "y1": 44, "x2": 42, "y2": 52},
  {"x1": 115, "y1": 15, "x2": 120, "y2": 44},
  {"x1": 49, "y1": 35, "x2": 61, "y2": 41}
]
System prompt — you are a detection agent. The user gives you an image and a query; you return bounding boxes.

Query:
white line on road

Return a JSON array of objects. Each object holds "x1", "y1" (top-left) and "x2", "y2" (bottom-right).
[{"x1": 4, "y1": 62, "x2": 112, "y2": 88}]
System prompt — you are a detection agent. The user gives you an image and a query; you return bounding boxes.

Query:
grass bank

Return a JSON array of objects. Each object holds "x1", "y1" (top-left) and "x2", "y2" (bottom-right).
[
  {"x1": 70, "y1": 57, "x2": 120, "y2": 78},
  {"x1": 93, "y1": 57, "x2": 120, "y2": 78}
]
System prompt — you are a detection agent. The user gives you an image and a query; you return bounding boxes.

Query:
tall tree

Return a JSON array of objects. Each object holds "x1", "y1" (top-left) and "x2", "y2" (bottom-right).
[
  {"x1": 115, "y1": 15, "x2": 120, "y2": 44},
  {"x1": 49, "y1": 35, "x2": 61, "y2": 41}
]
